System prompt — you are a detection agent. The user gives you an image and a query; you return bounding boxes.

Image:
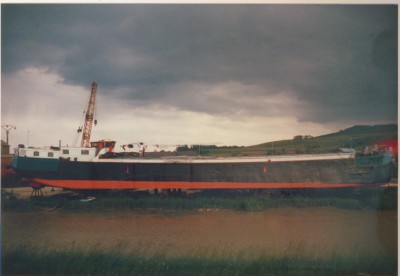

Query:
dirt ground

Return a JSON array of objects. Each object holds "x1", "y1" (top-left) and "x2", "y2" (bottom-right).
[{"x1": 2, "y1": 205, "x2": 397, "y2": 259}]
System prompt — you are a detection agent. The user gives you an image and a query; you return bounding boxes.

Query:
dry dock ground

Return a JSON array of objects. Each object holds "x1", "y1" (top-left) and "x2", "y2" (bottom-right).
[{"x1": 2, "y1": 187, "x2": 397, "y2": 259}]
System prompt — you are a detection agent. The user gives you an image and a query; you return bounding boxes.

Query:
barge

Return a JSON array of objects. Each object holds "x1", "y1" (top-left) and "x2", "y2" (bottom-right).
[{"x1": 11, "y1": 139, "x2": 394, "y2": 190}]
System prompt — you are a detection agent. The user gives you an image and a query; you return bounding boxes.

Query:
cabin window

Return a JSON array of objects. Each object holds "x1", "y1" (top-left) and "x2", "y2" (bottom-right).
[
  {"x1": 33, "y1": 151, "x2": 40, "y2": 157},
  {"x1": 48, "y1": 152, "x2": 54, "y2": 157},
  {"x1": 81, "y1": 150, "x2": 90, "y2": 155},
  {"x1": 63, "y1": 149, "x2": 69, "y2": 154}
]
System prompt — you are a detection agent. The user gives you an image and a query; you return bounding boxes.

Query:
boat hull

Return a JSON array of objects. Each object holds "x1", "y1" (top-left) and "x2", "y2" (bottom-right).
[
  {"x1": 29, "y1": 179, "x2": 383, "y2": 190},
  {"x1": 12, "y1": 153, "x2": 394, "y2": 190}
]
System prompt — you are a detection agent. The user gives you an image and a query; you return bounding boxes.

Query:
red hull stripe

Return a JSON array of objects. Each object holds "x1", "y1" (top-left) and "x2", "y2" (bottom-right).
[{"x1": 31, "y1": 179, "x2": 379, "y2": 189}]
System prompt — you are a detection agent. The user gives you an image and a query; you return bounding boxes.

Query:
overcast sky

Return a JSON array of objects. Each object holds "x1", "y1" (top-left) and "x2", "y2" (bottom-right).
[{"x1": 1, "y1": 4, "x2": 397, "y2": 150}]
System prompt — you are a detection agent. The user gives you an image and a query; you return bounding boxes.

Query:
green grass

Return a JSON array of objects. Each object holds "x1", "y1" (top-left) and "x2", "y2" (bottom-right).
[
  {"x1": 2, "y1": 187, "x2": 397, "y2": 212},
  {"x1": 2, "y1": 246, "x2": 397, "y2": 275},
  {"x1": 201, "y1": 124, "x2": 397, "y2": 156}
]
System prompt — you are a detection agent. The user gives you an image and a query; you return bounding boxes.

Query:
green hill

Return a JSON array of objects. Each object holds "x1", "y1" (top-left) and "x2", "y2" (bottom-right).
[
  {"x1": 321, "y1": 124, "x2": 397, "y2": 137},
  {"x1": 200, "y1": 124, "x2": 397, "y2": 156}
]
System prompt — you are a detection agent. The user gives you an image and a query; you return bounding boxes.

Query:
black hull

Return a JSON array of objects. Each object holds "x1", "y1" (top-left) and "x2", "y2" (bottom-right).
[{"x1": 12, "y1": 154, "x2": 394, "y2": 190}]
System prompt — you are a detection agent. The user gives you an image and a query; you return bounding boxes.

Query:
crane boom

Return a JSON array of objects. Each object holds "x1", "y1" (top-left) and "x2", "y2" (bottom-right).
[{"x1": 81, "y1": 82, "x2": 97, "y2": 147}]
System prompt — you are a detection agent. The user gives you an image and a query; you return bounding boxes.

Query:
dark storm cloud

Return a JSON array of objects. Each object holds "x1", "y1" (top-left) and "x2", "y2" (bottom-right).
[{"x1": 2, "y1": 4, "x2": 397, "y2": 124}]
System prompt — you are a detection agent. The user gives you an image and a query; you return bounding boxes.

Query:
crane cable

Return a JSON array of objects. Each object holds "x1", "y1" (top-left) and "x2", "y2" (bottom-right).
[
  {"x1": 94, "y1": 91, "x2": 98, "y2": 126},
  {"x1": 72, "y1": 89, "x2": 91, "y2": 147}
]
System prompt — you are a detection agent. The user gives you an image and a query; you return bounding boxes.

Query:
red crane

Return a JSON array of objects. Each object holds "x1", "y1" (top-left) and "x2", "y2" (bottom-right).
[{"x1": 78, "y1": 82, "x2": 98, "y2": 147}]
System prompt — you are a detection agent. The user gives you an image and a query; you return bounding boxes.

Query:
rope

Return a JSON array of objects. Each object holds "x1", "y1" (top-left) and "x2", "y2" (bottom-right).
[{"x1": 72, "y1": 88, "x2": 91, "y2": 147}]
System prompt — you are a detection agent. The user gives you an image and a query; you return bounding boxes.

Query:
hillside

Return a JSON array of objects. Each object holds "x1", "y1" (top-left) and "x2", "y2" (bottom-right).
[
  {"x1": 200, "y1": 124, "x2": 398, "y2": 156},
  {"x1": 320, "y1": 124, "x2": 397, "y2": 137}
]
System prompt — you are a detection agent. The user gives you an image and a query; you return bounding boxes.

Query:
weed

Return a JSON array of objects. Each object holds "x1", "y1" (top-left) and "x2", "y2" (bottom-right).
[
  {"x1": 2, "y1": 187, "x2": 396, "y2": 212},
  {"x1": 2, "y1": 247, "x2": 397, "y2": 276}
]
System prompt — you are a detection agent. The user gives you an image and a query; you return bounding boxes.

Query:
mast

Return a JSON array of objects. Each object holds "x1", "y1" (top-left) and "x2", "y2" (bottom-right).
[{"x1": 81, "y1": 82, "x2": 97, "y2": 147}]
